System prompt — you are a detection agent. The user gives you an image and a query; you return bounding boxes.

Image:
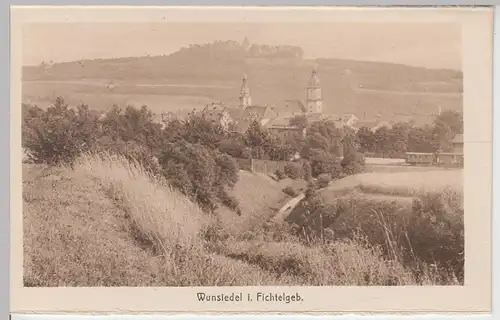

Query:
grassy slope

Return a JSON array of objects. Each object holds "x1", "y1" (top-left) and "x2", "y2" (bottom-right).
[
  {"x1": 23, "y1": 158, "x2": 294, "y2": 286},
  {"x1": 24, "y1": 155, "x2": 435, "y2": 286},
  {"x1": 217, "y1": 171, "x2": 307, "y2": 234},
  {"x1": 23, "y1": 164, "x2": 166, "y2": 286}
]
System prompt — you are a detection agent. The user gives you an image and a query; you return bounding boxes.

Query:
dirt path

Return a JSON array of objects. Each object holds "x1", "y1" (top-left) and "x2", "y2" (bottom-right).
[{"x1": 272, "y1": 193, "x2": 305, "y2": 223}]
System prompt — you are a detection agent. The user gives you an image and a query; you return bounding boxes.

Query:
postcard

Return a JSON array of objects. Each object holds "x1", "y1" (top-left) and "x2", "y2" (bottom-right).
[{"x1": 11, "y1": 5, "x2": 493, "y2": 315}]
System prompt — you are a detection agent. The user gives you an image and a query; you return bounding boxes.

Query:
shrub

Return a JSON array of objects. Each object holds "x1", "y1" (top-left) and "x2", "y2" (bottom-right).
[
  {"x1": 302, "y1": 160, "x2": 313, "y2": 182},
  {"x1": 22, "y1": 98, "x2": 100, "y2": 165},
  {"x1": 297, "y1": 188, "x2": 464, "y2": 284},
  {"x1": 275, "y1": 168, "x2": 286, "y2": 181},
  {"x1": 407, "y1": 190, "x2": 464, "y2": 282},
  {"x1": 341, "y1": 150, "x2": 365, "y2": 175},
  {"x1": 317, "y1": 173, "x2": 332, "y2": 188},
  {"x1": 159, "y1": 140, "x2": 239, "y2": 213},
  {"x1": 284, "y1": 162, "x2": 303, "y2": 180},
  {"x1": 309, "y1": 149, "x2": 342, "y2": 178},
  {"x1": 283, "y1": 186, "x2": 299, "y2": 197}
]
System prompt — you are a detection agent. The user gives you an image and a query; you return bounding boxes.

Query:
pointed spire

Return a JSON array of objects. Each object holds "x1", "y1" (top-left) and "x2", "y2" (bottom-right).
[
  {"x1": 239, "y1": 73, "x2": 252, "y2": 108},
  {"x1": 308, "y1": 68, "x2": 320, "y2": 86},
  {"x1": 240, "y1": 73, "x2": 250, "y2": 97}
]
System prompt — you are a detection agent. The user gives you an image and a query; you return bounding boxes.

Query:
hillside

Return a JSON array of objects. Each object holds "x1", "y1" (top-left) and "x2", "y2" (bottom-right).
[
  {"x1": 22, "y1": 41, "x2": 463, "y2": 125},
  {"x1": 286, "y1": 168, "x2": 463, "y2": 245},
  {"x1": 25, "y1": 155, "x2": 443, "y2": 286}
]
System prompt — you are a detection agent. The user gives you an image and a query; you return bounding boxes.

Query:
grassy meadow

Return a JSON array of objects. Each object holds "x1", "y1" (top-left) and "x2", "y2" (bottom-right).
[{"x1": 24, "y1": 153, "x2": 464, "y2": 287}]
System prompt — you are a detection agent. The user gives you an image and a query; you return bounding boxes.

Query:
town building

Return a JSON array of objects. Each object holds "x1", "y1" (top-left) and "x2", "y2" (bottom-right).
[
  {"x1": 207, "y1": 68, "x2": 356, "y2": 135},
  {"x1": 305, "y1": 69, "x2": 323, "y2": 114},
  {"x1": 201, "y1": 101, "x2": 235, "y2": 131},
  {"x1": 266, "y1": 117, "x2": 307, "y2": 140}
]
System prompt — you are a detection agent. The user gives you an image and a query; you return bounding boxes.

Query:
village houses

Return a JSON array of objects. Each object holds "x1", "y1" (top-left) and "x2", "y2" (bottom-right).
[{"x1": 197, "y1": 68, "x2": 394, "y2": 140}]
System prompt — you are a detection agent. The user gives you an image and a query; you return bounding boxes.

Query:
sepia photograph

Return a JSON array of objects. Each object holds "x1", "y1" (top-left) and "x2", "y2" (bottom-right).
[{"x1": 11, "y1": 6, "x2": 493, "y2": 314}]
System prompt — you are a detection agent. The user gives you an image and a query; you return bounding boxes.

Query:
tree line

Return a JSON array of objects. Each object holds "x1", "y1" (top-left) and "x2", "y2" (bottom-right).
[
  {"x1": 355, "y1": 110, "x2": 463, "y2": 158},
  {"x1": 22, "y1": 98, "x2": 362, "y2": 217}
]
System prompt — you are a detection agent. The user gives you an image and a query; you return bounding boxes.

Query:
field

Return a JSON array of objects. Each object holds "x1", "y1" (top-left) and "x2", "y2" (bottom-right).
[
  {"x1": 23, "y1": 154, "x2": 464, "y2": 287},
  {"x1": 22, "y1": 52, "x2": 463, "y2": 124},
  {"x1": 22, "y1": 81, "x2": 217, "y2": 116}
]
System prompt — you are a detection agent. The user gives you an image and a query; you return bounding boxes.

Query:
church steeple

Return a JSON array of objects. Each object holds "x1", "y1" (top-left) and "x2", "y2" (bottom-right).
[
  {"x1": 306, "y1": 69, "x2": 323, "y2": 114},
  {"x1": 239, "y1": 73, "x2": 252, "y2": 108}
]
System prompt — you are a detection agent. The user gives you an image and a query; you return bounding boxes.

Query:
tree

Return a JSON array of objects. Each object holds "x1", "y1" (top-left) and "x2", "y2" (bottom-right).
[
  {"x1": 309, "y1": 149, "x2": 342, "y2": 178},
  {"x1": 22, "y1": 97, "x2": 100, "y2": 165},
  {"x1": 356, "y1": 126, "x2": 376, "y2": 153},
  {"x1": 435, "y1": 110, "x2": 463, "y2": 135},
  {"x1": 289, "y1": 115, "x2": 308, "y2": 129},
  {"x1": 181, "y1": 113, "x2": 226, "y2": 149},
  {"x1": 389, "y1": 122, "x2": 410, "y2": 157},
  {"x1": 341, "y1": 126, "x2": 360, "y2": 156},
  {"x1": 341, "y1": 126, "x2": 365, "y2": 175},
  {"x1": 159, "y1": 140, "x2": 239, "y2": 213},
  {"x1": 408, "y1": 126, "x2": 436, "y2": 153},
  {"x1": 373, "y1": 126, "x2": 391, "y2": 157},
  {"x1": 284, "y1": 162, "x2": 303, "y2": 180},
  {"x1": 244, "y1": 121, "x2": 270, "y2": 159},
  {"x1": 433, "y1": 120, "x2": 454, "y2": 152}
]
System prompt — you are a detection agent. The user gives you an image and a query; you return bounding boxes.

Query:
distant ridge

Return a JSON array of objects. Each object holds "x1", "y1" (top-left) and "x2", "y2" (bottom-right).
[{"x1": 22, "y1": 40, "x2": 463, "y2": 125}]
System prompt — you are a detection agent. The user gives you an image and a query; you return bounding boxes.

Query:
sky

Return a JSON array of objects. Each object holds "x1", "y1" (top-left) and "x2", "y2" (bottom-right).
[{"x1": 22, "y1": 22, "x2": 462, "y2": 70}]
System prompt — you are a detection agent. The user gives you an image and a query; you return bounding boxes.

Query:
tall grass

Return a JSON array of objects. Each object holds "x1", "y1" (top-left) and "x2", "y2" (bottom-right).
[
  {"x1": 73, "y1": 152, "x2": 208, "y2": 253},
  {"x1": 70, "y1": 152, "x2": 291, "y2": 286},
  {"x1": 25, "y1": 152, "x2": 462, "y2": 286}
]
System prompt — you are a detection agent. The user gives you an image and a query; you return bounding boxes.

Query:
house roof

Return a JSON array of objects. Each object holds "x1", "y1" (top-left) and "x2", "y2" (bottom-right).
[
  {"x1": 273, "y1": 99, "x2": 306, "y2": 115},
  {"x1": 305, "y1": 113, "x2": 344, "y2": 128},
  {"x1": 202, "y1": 102, "x2": 225, "y2": 113},
  {"x1": 226, "y1": 108, "x2": 244, "y2": 121},
  {"x1": 263, "y1": 117, "x2": 293, "y2": 129},
  {"x1": 341, "y1": 114, "x2": 358, "y2": 122},
  {"x1": 240, "y1": 105, "x2": 275, "y2": 121},
  {"x1": 268, "y1": 125, "x2": 303, "y2": 131},
  {"x1": 451, "y1": 134, "x2": 464, "y2": 144}
]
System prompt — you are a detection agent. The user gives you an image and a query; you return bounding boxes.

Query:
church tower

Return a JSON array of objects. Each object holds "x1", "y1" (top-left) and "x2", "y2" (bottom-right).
[
  {"x1": 239, "y1": 73, "x2": 252, "y2": 108},
  {"x1": 306, "y1": 69, "x2": 323, "y2": 114}
]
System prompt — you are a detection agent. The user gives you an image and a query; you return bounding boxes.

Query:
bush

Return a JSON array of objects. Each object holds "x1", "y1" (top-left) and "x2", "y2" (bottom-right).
[
  {"x1": 309, "y1": 149, "x2": 342, "y2": 178},
  {"x1": 284, "y1": 162, "x2": 303, "y2": 180},
  {"x1": 302, "y1": 160, "x2": 313, "y2": 182},
  {"x1": 297, "y1": 188, "x2": 464, "y2": 284},
  {"x1": 275, "y1": 168, "x2": 286, "y2": 181},
  {"x1": 341, "y1": 150, "x2": 365, "y2": 175},
  {"x1": 22, "y1": 99, "x2": 100, "y2": 165},
  {"x1": 317, "y1": 173, "x2": 332, "y2": 189},
  {"x1": 408, "y1": 190, "x2": 464, "y2": 282},
  {"x1": 159, "y1": 140, "x2": 239, "y2": 213},
  {"x1": 283, "y1": 186, "x2": 299, "y2": 197}
]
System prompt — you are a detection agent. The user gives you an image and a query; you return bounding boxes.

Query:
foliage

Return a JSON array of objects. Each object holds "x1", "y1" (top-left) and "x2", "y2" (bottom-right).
[
  {"x1": 309, "y1": 149, "x2": 342, "y2": 178},
  {"x1": 22, "y1": 98, "x2": 101, "y2": 165},
  {"x1": 302, "y1": 119, "x2": 343, "y2": 158},
  {"x1": 355, "y1": 110, "x2": 463, "y2": 157},
  {"x1": 317, "y1": 173, "x2": 332, "y2": 189},
  {"x1": 158, "y1": 140, "x2": 239, "y2": 213},
  {"x1": 435, "y1": 110, "x2": 463, "y2": 135},
  {"x1": 341, "y1": 150, "x2": 365, "y2": 175},
  {"x1": 289, "y1": 115, "x2": 308, "y2": 129},
  {"x1": 284, "y1": 162, "x2": 303, "y2": 180},
  {"x1": 302, "y1": 160, "x2": 313, "y2": 182},
  {"x1": 22, "y1": 97, "x2": 241, "y2": 214},
  {"x1": 282, "y1": 186, "x2": 299, "y2": 197},
  {"x1": 275, "y1": 168, "x2": 286, "y2": 181},
  {"x1": 341, "y1": 126, "x2": 366, "y2": 175},
  {"x1": 407, "y1": 126, "x2": 437, "y2": 153}
]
